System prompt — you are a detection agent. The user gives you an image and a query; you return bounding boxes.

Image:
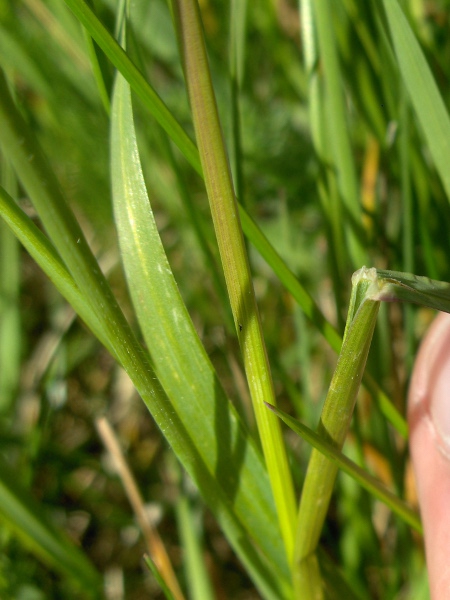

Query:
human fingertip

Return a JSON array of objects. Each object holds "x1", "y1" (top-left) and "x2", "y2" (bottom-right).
[{"x1": 409, "y1": 312, "x2": 450, "y2": 457}]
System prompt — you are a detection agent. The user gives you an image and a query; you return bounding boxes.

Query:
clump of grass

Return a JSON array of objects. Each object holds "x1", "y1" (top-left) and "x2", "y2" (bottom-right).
[{"x1": 0, "y1": 0, "x2": 449, "y2": 598}]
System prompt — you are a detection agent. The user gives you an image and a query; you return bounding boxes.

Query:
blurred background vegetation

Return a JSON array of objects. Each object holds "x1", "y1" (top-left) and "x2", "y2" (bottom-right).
[{"x1": 1, "y1": 0, "x2": 450, "y2": 598}]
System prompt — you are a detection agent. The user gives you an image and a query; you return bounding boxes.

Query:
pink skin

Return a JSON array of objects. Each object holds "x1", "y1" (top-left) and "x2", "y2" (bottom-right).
[{"x1": 409, "y1": 312, "x2": 450, "y2": 598}]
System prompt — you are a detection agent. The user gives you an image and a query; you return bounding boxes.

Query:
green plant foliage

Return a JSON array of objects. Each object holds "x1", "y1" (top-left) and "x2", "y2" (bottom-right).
[
  {"x1": 1, "y1": 0, "x2": 450, "y2": 597},
  {"x1": 110, "y1": 55, "x2": 289, "y2": 597}
]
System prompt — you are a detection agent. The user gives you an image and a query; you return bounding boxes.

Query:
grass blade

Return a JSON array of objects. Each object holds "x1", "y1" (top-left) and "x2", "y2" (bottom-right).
[
  {"x1": 228, "y1": 0, "x2": 247, "y2": 201},
  {"x1": 375, "y1": 269, "x2": 450, "y2": 312},
  {"x1": 383, "y1": 0, "x2": 450, "y2": 203},
  {"x1": 110, "y1": 51, "x2": 290, "y2": 597},
  {"x1": 143, "y1": 555, "x2": 176, "y2": 600},
  {"x1": 313, "y1": 0, "x2": 366, "y2": 268},
  {"x1": 0, "y1": 456, "x2": 101, "y2": 593},
  {"x1": 63, "y1": 0, "x2": 202, "y2": 175},
  {"x1": 0, "y1": 64, "x2": 288, "y2": 599},
  {"x1": 267, "y1": 404, "x2": 421, "y2": 532},
  {"x1": 0, "y1": 164, "x2": 20, "y2": 412},
  {"x1": 176, "y1": 496, "x2": 214, "y2": 600},
  {"x1": 0, "y1": 185, "x2": 114, "y2": 356},
  {"x1": 301, "y1": 0, "x2": 347, "y2": 319}
]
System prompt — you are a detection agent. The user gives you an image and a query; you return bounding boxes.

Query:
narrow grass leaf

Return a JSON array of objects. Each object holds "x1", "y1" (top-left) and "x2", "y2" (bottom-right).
[
  {"x1": 313, "y1": 0, "x2": 366, "y2": 268},
  {"x1": 399, "y1": 95, "x2": 415, "y2": 369},
  {"x1": 301, "y1": 0, "x2": 347, "y2": 318},
  {"x1": 0, "y1": 185, "x2": 114, "y2": 356},
  {"x1": 176, "y1": 497, "x2": 214, "y2": 600},
  {"x1": 228, "y1": 0, "x2": 247, "y2": 201},
  {"x1": 110, "y1": 60, "x2": 290, "y2": 598},
  {"x1": 383, "y1": 0, "x2": 450, "y2": 203},
  {"x1": 267, "y1": 404, "x2": 421, "y2": 532},
  {"x1": 143, "y1": 555, "x2": 176, "y2": 600},
  {"x1": 63, "y1": 0, "x2": 202, "y2": 175},
  {"x1": 0, "y1": 24, "x2": 53, "y2": 100},
  {"x1": 0, "y1": 220, "x2": 20, "y2": 411},
  {"x1": 0, "y1": 456, "x2": 101, "y2": 593},
  {"x1": 363, "y1": 371, "x2": 407, "y2": 437},
  {"x1": 82, "y1": 28, "x2": 112, "y2": 115},
  {"x1": 0, "y1": 165, "x2": 20, "y2": 411},
  {"x1": 229, "y1": 0, "x2": 247, "y2": 88},
  {"x1": 375, "y1": 269, "x2": 450, "y2": 313}
]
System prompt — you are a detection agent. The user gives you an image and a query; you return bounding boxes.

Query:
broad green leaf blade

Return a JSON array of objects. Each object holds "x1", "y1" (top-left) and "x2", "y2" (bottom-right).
[
  {"x1": 267, "y1": 404, "x2": 421, "y2": 532},
  {"x1": 0, "y1": 456, "x2": 101, "y2": 593},
  {"x1": 383, "y1": 0, "x2": 450, "y2": 203},
  {"x1": 0, "y1": 64, "x2": 284, "y2": 600},
  {"x1": 62, "y1": 0, "x2": 331, "y2": 347},
  {"x1": 110, "y1": 66, "x2": 290, "y2": 599},
  {"x1": 375, "y1": 269, "x2": 450, "y2": 313}
]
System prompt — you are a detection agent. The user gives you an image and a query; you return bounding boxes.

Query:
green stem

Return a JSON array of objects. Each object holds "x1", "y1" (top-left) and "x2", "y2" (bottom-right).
[
  {"x1": 171, "y1": 0, "x2": 297, "y2": 563},
  {"x1": 294, "y1": 267, "x2": 381, "y2": 596}
]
